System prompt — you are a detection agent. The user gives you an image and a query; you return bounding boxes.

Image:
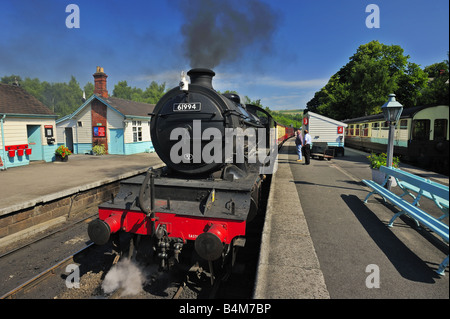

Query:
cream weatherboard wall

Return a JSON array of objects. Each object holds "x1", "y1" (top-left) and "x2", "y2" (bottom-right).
[{"x1": 0, "y1": 116, "x2": 57, "y2": 169}]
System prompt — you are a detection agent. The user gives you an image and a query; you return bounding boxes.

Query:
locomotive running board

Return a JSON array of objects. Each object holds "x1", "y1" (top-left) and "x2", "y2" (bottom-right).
[{"x1": 99, "y1": 167, "x2": 261, "y2": 222}]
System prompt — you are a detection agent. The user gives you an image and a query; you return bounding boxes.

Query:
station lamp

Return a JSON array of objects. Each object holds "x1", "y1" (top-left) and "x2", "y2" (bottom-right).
[
  {"x1": 381, "y1": 93, "x2": 403, "y2": 189},
  {"x1": 382, "y1": 94, "x2": 403, "y2": 124}
]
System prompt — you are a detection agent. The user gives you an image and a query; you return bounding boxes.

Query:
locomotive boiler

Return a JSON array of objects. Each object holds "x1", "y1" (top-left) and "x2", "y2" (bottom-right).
[{"x1": 88, "y1": 69, "x2": 280, "y2": 270}]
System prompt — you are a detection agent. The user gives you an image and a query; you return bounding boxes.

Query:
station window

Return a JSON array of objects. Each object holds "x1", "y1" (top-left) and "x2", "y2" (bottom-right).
[
  {"x1": 412, "y1": 119, "x2": 430, "y2": 141},
  {"x1": 434, "y1": 119, "x2": 448, "y2": 141},
  {"x1": 132, "y1": 120, "x2": 142, "y2": 142}
]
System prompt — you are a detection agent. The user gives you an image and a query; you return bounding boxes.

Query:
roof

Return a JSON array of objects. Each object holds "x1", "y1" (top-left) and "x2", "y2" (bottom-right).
[
  {"x1": 0, "y1": 83, "x2": 56, "y2": 117},
  {"x1": 342, "y1": 105, "x2": 431, "y2": 124},
  {"x1": 306, "y1": 111, "x2": 348, "y2": 127},
  {"x1": 102, "y1": 96, "x2": 155, "y2": 117},
  {"x1": 56, "y1": 94, "x2": 155, "y2": 124}
]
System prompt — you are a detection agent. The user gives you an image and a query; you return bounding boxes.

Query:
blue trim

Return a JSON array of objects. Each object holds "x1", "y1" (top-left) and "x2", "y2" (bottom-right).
[
  {"x1": 124, "y1": 141, "x2": 154, "y2": 155},
  {"x1": 43, "y1": 144, "x2": 57, "y2": 162},
  {"x1": 73, "y1": 143, "x2": 92, "y2": 154},
  {"x1": 56, "y1": 94, "x2": 125, "y2": 124},
  {"x1": 4, "y1": 153, "x2": 30, "y2": 168}
]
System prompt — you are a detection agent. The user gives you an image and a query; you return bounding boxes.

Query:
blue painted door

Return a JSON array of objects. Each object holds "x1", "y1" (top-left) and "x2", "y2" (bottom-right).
[
  {"x1": 27, "y1": 125, "x2": 43, "y2": 161},
  {"x1": 109, "y1": 128, "x2": 124, "y2": 154}
]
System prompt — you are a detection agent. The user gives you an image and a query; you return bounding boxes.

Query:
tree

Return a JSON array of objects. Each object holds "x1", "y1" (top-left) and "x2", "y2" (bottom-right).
[
  {"x1": 418, "y1": 60, "x2": 449, "y2": 105},
  {"x1": 306, "y1": 41, "x2": 429, "y2": 120}
]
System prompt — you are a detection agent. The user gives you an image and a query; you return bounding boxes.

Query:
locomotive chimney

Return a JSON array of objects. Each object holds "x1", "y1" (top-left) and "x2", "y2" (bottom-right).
[
  {"x1": 93, "y1": 66, "x2": 108, "y2": 98},
  {"x1": 187, "y1": 68, "x2": 215, "y2": 89}
]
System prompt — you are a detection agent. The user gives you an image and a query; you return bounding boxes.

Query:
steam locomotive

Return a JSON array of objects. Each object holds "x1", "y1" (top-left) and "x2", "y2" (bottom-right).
[{"x1": 87, "y1": 69, "x2": 294, "y2": 271}]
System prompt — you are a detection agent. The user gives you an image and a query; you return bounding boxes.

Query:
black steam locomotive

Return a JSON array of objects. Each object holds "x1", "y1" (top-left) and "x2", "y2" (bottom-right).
[{"x1": 88, "y1": 69, "x2": 286, "y2": 271}]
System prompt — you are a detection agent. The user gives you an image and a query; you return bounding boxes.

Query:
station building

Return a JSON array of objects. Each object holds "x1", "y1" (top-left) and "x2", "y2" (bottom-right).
[
  {"x1": 56, "y1": 67, "x2": 155, "y2": 155},
  {"x1": 0, "y1": 83, "x2": 58, "y2": 170},
  {"x1": 302, "y1": 110, "x2": 348, "y2": 156}
]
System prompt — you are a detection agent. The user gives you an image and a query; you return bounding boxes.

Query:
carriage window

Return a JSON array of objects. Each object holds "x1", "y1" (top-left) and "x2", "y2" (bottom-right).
[
  {"x1": 399, "y1": 120, "x2": 408, "y2": 129},
  {"x1": 434, "y1": 119, "x2": 448, "y2": 141},
  {"x1": 412, "y1": 119, "x2": 430, "y2": 140},
  {"x1": 381, "y1": 121, "x2": 389, "y2": 130},
  {"x1": 372, "y1": 122, "x2": 379, "y2": 129}
]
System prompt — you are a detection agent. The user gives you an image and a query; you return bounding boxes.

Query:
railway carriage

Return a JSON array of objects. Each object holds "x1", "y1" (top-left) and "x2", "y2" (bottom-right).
[{"x1": 344, "y1": 105, "x2": 449, "y2": 175}]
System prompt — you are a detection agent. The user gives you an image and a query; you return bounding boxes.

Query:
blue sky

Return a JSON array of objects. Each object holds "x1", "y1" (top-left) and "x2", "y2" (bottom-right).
[{"x1": 0, "y1": 0, "x2": 448, "y2": 110}]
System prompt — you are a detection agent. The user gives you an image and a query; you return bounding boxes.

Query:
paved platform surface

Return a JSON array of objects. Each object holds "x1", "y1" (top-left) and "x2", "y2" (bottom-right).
[
  {"x1": 253, "y1": 139, "x2": 330, "y2": 298},
  {"x1": 0, "y1": 153, "x2": 163, "y2": 216},
  {"x1": 254, "y1": 138, "x2": 448, "y2": 299}
]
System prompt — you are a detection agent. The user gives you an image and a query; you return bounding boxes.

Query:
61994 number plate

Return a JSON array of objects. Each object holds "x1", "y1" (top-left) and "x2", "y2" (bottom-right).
[{"x1": 173, "y1": 102, "x2": 201, "y2": 111}]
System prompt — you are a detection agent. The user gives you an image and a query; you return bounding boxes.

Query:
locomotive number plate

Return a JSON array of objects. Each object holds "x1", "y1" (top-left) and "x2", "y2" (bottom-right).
[{"x1": 173, "y1": 102, "x2": 201, "y2": 112}]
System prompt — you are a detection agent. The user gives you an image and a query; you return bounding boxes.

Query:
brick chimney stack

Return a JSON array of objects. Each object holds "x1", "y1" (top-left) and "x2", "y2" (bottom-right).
[{"x1": 93, "y1": 66, "x2": 108, "y2": 98}]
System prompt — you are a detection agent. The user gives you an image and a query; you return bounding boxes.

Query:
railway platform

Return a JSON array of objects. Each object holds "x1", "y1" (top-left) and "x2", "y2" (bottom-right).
[
  {"x1": 254, "y1": 138, "x2": 448, "y2": 299},
  {"x1": 0, "y1": 152, "x2": 163, "y2": 251},
  {"x1": 253, "y1": 139, "x2": 330, "y2": 298}
]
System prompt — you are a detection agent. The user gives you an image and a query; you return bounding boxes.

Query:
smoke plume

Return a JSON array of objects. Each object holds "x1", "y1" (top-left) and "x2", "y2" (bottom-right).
[{"x1": 177, "y1": 0, "x2": 279, "y2": 69}]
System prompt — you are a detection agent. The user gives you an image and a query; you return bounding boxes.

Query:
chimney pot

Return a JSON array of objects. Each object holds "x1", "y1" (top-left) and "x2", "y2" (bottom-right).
[{"x1": 93, "y1": 66, "x2": 108, "y2": 98}]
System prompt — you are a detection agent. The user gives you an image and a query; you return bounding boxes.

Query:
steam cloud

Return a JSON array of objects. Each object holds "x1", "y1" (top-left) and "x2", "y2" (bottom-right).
[
  {"x1": 102, "y1": 259, "x2": 146, "y2": 296},
  {"x1": 177, "y1": 0, "x2": 279, "y2": 68}
]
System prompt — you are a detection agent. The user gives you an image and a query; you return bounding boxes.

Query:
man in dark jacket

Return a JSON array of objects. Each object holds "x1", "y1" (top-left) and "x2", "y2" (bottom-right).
[{"x1": 295, "y1": 129, "x2": 303, "y2": 162}]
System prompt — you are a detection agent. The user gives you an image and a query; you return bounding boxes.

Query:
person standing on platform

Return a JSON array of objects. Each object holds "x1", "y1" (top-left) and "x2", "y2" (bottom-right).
[
  {"x1": 303, "y1": 129, "x2": 312, "y2": 165},
  {"x1": 295, "y1": 129, "x2": 303, "y2": 162}
]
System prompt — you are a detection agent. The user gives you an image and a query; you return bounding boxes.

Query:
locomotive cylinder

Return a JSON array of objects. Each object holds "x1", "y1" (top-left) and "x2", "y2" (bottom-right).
[
  {"x1": 88, "y1": 214, "x2": 121, "y2": 246},
  {"x1": 194, "y1": 223, "x2": 228, "y2": 261}
]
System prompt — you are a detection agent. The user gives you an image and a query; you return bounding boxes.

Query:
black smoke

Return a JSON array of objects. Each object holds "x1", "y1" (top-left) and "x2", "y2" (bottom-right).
[{"x1": 176, "y1": 0, "x2": 279, "y2": 69}]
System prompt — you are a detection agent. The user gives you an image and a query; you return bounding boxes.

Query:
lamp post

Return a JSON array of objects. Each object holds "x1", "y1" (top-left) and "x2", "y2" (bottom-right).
[{"x1": 381, "y1": 93, "x2": 403, "y2": 189}]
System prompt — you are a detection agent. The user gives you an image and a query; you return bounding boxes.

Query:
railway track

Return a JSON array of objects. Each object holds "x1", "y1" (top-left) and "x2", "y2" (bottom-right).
[
  {"x1": 1, "y1": 175, "x2": 270, "y2": 299},
  {"x1": 1, "y1": 243, "x2": 94, "y2": 299}
]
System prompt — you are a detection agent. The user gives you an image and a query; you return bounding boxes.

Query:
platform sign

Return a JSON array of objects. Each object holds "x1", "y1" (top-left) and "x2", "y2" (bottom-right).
[
  {"x1": 93, "y1": 126, "x2": 106, "y2": 137},
  {"x1": 337, "y1": 126, "x2": 344, "y2": 134}
]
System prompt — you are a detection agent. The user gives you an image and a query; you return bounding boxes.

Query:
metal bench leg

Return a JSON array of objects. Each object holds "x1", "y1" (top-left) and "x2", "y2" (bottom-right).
[
  {"x1": 388, "y1": 211, "x2": 404, "y2": 227},
  {"x1": 364, "y1": 191, "x2": 375, "y2": 203},
  {"x1": 436, "y1": 256, "x2": 449, "y2": 276}
]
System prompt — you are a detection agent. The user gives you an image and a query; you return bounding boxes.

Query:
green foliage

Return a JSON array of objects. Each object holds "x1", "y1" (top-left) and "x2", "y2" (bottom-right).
[
  {"x1": 367, "y1": 152, "x2": 399, "y2": 169},
  {"x1": 1, "y1": 75, "x2": 85, "y2": 118},
  {"x1": 306, "y1": 40, "x2": 436, "y2": 120},
  {"x1": 92, "y1": 144, "x2": 106, "y2": 156},
  {"x1": 112, "y1": 80, "x2": 166, "y2": 104},
  {"x1": 419, "y1": 61, "x2": 449, "y2": 105},
  {"x1": 264, "y1": 108, "x2": 302, "y2": 128},
  {"x1": 1, "y1": 74, "x2": 168, "y2": 119}
]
